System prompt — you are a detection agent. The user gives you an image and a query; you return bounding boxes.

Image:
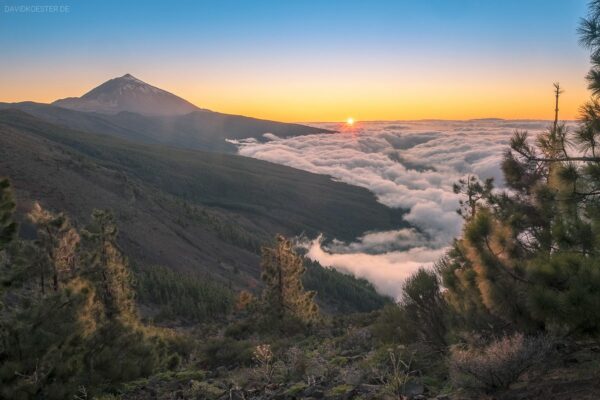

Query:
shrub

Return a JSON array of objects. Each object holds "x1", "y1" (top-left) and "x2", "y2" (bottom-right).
[
  {"x1": 253, "y1": 344, "x2": 275, "y2": 382},
  {"x1": 372, "y1": 268, "x2": 448, "y2": 351},
  {"x1": 401, "y1": 268, "x2": 448, "y2": 350},
  {"x1": 224, "y1": 319, "x2": 255, "y2": 339},
  {"x1": 200, "y1": 338, "x2": 254, "y2": 369},
  {"x1": 339, "y1": 326, "x2": 373, "y2": 354},
  {"x1": 327, "y1": 384, "x2": 354, "y2": 396},
  {"x1": 234, "y1": 290, "x2": 256, "y2": 313},
  {"x1": 304, "y1": 352, "x2": 329, "y2": 383},
  {"x1": 186, "y1": 380, "x2": 225, "y2": 399},
  {"x1": 450, "y1": 333, "x2": 553, "y2": 392},
  {"x1": 285, "y1": 382, "x2": 308, "y2": 396},
  {"x1": 365, "y1": 346, "x2": 420, "y2": 398},
  {"x1": 372, "y1": 304, "x2": 406, "y2": 344},
  {"x1": 284, "y1": 346, "x2": 308, "y2": 380}
]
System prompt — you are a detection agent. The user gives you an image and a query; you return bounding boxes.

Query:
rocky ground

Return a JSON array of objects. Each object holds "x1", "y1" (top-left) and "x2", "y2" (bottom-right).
[{"x1": 109, "y1": 340, "x2": 600, "y2": 400}]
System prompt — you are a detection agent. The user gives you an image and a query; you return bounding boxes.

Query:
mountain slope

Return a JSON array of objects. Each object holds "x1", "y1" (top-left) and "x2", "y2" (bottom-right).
[
  {"x1": 0, "y1": 101, "x2": 331, "y2": 152},
  {"x1": 53, "y1": 74, "x2": 200, "y2": 116},
  {"x1": 0, "y1": 109, "x2": 406, "y2": 287},
  {"x1": 25, "y1": 73, "x2": 336, "y2": 152}
]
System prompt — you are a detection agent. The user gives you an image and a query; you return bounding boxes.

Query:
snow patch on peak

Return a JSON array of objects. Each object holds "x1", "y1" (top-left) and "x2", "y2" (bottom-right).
[
  {"x1": 52, "y1": 74, "x2": 201, "y2": 116},
  {"x1": 120, "y1": 74, "x2": 145, "y2": 84}
]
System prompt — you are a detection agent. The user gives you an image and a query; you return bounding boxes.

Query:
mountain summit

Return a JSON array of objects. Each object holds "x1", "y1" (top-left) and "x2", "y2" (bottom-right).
[
  {"x1": 53, "y1": 74, "x2": 200, "y2": 116},
  {"x1": 3, "y1": 73, "x2": 334, "y2": 152}
]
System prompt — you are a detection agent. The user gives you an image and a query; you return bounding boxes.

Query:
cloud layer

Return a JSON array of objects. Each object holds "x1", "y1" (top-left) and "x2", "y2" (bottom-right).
[{"x1": 233, "y1": 120, "x2": 557, "y2": 298}]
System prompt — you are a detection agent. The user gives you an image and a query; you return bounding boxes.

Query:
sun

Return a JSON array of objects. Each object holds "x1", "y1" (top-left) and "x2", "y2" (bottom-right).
[{"x1": 346, "y1": 117, "x2": 354, "y2": 126}]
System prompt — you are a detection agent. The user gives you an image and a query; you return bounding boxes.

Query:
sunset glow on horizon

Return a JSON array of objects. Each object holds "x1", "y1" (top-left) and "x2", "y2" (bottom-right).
[{"x1": 0, "y1": 0, "x2": 591, "y2": 122}]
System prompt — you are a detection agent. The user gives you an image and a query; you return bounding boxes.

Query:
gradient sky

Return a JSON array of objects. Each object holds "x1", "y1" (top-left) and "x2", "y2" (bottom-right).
[{"x1": 0, "y1": 0, "x2": 593, "y2": 121}]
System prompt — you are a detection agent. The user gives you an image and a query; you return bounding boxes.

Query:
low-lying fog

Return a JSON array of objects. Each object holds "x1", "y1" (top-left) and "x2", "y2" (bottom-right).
[{"x1": 232, "y1": 119, "x2": 567, "y2": 298}]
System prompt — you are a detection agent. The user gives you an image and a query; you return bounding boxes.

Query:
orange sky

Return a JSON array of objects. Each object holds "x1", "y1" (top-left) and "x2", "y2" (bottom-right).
[{"x1": 0, "y1": 67, "x2": 590, "y2": 122}]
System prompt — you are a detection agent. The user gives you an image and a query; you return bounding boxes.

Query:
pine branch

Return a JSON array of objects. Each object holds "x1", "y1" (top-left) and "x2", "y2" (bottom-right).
[{"x1": 512, "y1": 146, "x2": 600, "y2": 163}]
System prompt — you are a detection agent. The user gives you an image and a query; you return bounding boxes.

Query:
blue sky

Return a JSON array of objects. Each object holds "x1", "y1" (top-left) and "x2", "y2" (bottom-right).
[{"x1": 0, "y1": 0, "x2": 592, "y2": 121}]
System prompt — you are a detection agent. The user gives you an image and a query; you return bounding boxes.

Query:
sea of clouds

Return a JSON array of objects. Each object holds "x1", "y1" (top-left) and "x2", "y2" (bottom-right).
[{"x1": 232, "y1": 120, "x2": 559, "y2": 298}]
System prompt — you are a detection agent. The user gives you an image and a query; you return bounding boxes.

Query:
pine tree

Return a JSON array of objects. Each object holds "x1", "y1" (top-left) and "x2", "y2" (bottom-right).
[
  {"x1": 0, "y1": 178, "x2": 17, "y2": 251},
  {"x1": 81, "y1": 209, "x2": 136, "y2": 321},
  {"x1": 452, "y1": 175, "x2": 494, "y2": 221},
  {"x1": 578, "y1": 0, "x2": 600, "y2": 96},
  {"x1": 400, "y1": 268, "x2": 448, "y2": 350},
  {"x1": 28, "y1": 202, "x2": 80, "y2": 293},
  {"x1": 0, "y1": 201, "x2": 177, "y2": 399},
  {"x1": 440, "y1": 2, "x2": 600, "y2": 334},
  {"x1": 260, "y1": 234, "x2": 319, "y2": 325}
]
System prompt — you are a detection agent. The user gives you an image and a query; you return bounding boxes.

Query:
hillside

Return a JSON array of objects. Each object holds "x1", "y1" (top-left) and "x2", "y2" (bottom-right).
[
  {"x1": 0, "y1": 101, "x2": 332, "y2": 153},
  {"x1": 0, "y1": 109, "x2": 405, "y2": 289},
  {"x1": 0, "y1": 74, "x2": 333, "y2": 153}
]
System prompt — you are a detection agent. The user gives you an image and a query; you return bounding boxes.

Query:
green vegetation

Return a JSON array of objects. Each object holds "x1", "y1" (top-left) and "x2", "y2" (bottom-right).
[
  {"x1": 0, "y1": 108, "x2": 404, "y2": 244},
  {"x1": 399, "y1": 268, "x2": 448, "y2": 350},
  {"x1": 260, "y1": 235, "x2": 319, "y2": 327},
  {"x1": 0, "y1": 178, "x2": 17, "y2": 250},
  {"x1": 0, "y1": 105, "x2": 405, "y2": 301},
  {"x1": 303, "y1": 259, "x2": 393, "y2": 313},
  {"x1": 4, "y1": 3, "x2": 600, "y2": 399},
  {"x1": 440, "y1": 89, "x2": 600, "y2": 334},
  {"x1": 0, "y1": 204, "x2": 185, "y2": 399},
  {"x1": 0, "y1": 189, "x2": 395, "y2": 399},
  {"x1": 135, "y1": 264, "x2": 234, "y2": 322}
]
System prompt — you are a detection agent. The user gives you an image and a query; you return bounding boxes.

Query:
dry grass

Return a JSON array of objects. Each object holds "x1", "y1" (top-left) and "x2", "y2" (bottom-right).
[{"x1": 450, "y1": 333, "x2": 553, "y2": 392}]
